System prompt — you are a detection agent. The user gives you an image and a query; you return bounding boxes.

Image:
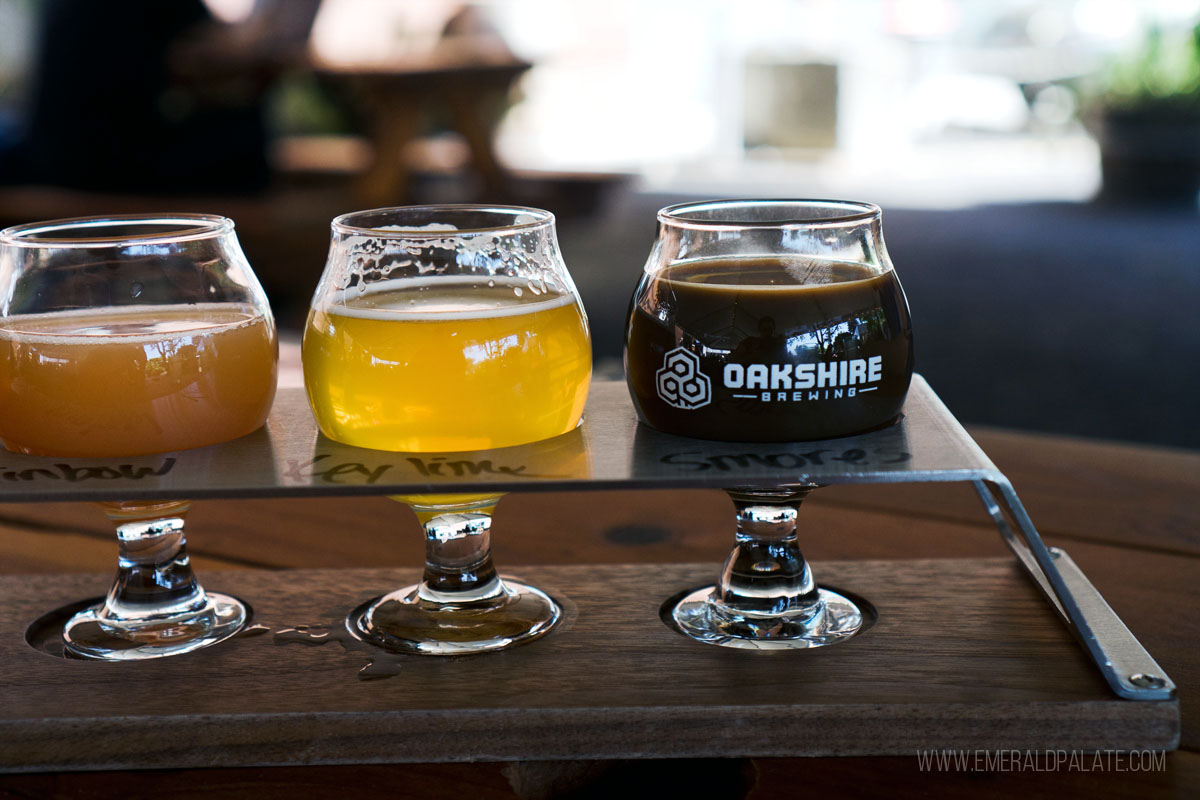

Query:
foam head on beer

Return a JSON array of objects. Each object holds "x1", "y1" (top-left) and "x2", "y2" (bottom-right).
[{"x1": 624, "y1": 199, "x2": 914, "y2": 442}]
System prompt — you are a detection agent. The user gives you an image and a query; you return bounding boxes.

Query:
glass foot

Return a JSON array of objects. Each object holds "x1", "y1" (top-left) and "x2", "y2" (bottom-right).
[
  {"x1": 671, "y1": 585, "x2": 864, "y2": 650},
  {"x1": 62, "y1": 593, "x2": 247, "y2": 660},
  {"x1": 348, "y1": 580, "x2": 562, "y2": 656}
]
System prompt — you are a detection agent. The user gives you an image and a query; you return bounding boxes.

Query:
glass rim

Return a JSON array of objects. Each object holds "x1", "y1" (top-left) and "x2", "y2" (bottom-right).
[
  {"x1": 0, "y1": 213, "x2": 235, "y2": 248},
  {"x1": 658, "y1": 199, "x2": 881, "y2": 230},
  {"x1": 331, "y1": 204, "x2": 555, "y2": 237}
]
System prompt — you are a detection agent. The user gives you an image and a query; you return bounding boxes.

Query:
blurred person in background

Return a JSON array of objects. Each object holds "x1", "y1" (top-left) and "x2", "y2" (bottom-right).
[{"x1": 0, "y1": 0, "x2": 317, "y2": 194}]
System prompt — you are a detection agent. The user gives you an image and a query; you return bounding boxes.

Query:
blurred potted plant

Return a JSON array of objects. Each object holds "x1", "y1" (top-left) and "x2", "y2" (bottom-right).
[{"x1": 1088, "y1": 22, "x2": 1200, "y2": 204}]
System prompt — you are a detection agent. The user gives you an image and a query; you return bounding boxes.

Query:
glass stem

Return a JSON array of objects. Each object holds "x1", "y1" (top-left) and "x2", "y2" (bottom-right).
[
  {"x1": 713, "y1": 487, "x2": 823, "y2": 623},
  {"x1": 96, "y1": 500, "x2": 212, "y2": 637},
  {"x1": 411, "y1": 497, "x2": 505, "y2": 604}
]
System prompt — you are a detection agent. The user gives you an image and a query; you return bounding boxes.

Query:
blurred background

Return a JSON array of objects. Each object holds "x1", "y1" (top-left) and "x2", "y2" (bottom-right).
[{"x1": 0, "y1": 0, "x2": 1197, "y2": 448}]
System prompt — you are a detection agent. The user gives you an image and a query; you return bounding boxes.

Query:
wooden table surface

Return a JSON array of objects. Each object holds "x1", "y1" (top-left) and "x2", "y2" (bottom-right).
[{"x1": 0, "y1": 427, "x2": 1196, "y2": 798}]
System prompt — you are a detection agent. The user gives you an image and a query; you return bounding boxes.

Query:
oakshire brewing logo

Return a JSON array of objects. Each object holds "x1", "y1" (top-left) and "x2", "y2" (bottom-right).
[
  {"x1": 656, "y1": 347, "x2": 884, "y2": 409},
  {"x1": 656, "y1": 347, "x2": 711, "y2": 409}
]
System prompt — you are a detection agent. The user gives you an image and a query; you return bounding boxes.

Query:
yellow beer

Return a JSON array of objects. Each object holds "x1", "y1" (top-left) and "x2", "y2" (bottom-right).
[
  {"x1": 0, "y1": 303, "x2": 277, "y2": 457},
  {"x1": 303, "y1": 276, "x2": 592, "y2": 452}
]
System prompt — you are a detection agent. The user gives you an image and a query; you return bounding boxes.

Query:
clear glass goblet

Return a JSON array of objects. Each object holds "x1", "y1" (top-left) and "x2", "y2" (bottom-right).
[
  {"x1": 624, "y1": 199, "x2": 914, "y2": 648},
  {"x1": 303, "y1": 205, "x2": 592, "y2": 655},
  {"x1": 0, "y1": 214, "x2": 278, "y2": 660}
]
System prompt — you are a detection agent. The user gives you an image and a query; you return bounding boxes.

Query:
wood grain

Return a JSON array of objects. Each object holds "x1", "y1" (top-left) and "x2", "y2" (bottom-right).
[
  {"x1": 0, "y1": 516, "x2": 250, "y2": 574},
  {"x1": 0, "y1": 560, "x2": 1178, "y2": 772},
  {"x1": 814, "y1": 429, "x2": 1200, "y2": 556},
  {"x1": 0, "y1": 489, "x2": 1010, "y2": 575}
]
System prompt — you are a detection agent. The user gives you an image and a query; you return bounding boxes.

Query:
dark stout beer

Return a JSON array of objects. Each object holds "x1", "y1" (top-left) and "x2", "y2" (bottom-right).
[{"x1": 625, "y1": 256, "x2": 913, "y2": 441}]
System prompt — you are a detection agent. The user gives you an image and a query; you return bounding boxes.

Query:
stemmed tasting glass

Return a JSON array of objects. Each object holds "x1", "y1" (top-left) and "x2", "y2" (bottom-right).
[
  {"x1": 624, "y1": 199, "x2": 914, "y2": 648},
  {"x1": 0, "y1": 214, "x2": 278, "y2": 660},
  {"x1": 303, "y1": 205, "x2": 591, "y2": 655}
]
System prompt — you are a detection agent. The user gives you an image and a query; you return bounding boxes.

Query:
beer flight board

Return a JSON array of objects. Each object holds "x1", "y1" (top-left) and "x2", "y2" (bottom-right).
[
  {"x1": 0, "y1": 377, "x2": 997, "y2": 501},
  {"x1": 0, "y1": 376, "x2": 1179, "y2": 771}
]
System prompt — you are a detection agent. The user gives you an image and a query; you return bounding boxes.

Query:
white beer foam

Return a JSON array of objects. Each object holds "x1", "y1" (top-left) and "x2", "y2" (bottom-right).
[
  {"x1": 375, "y1": 222, "x2": 460, "y2": 233},
  {"x1": 325, "y1": 275, "x2": 578, "y2": 321}
]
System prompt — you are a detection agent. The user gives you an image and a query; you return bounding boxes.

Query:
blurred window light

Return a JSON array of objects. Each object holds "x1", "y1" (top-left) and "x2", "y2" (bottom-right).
[
  {"x1": 212, "y1": 0, "x2": 1200, "y2": 206},
  {"x1": 203, "y1": 0, "x2": 256, "y2": 24},
  {"x1": 309, "y1": 0, "x2": 461, "y2": 66},
  {"x1": 493, "y1": 0, "x2": 725, "y2": 171},
  {"x1": 0, "y1": 0, "x2": 33, "y2": 80},
  {"x1": 0, "y1": 0, "x2": 35, "y2": 136},
  {"x1": 1031, "y1": 84, "x2": 1078, "y2": 127},
  {"x1": 885, "y1": 0, "x2": 960, "y2": 38},
  {"x1": 909, "y1": 73, "x2": 1031, "y2": 136},
  {"x1": 1072, "y1": 0, "x2": 1143, "y2": 41},
  {"x1": 1026, "y1": 5, "x2": 1072, "y2": 47}
]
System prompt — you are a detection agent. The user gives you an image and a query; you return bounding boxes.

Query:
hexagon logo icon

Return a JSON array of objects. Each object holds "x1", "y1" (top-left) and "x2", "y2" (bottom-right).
[{"x1": 656, "y1": 347, "x2": 711, "y2": 410}]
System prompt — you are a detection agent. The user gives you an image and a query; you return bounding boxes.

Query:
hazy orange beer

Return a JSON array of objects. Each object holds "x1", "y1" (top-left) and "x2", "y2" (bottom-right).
[{"x1": 0, "y1": 304, "x2": 276, "y2": 457}]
